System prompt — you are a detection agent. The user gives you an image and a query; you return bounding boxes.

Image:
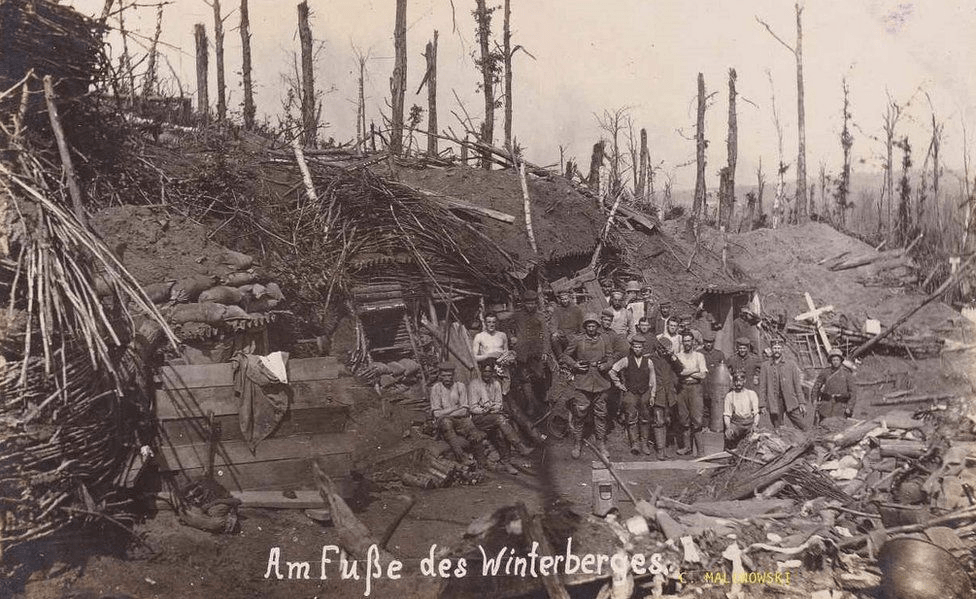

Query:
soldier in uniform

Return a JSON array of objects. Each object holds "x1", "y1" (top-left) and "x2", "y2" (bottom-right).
[
  {"x1": 758, "y1": 340, "x2": 809, "y2": 431},
  {"x1": 560, "y1": 313, "x2": 613, "y2": 460},
  {"x1": 649, "y1": 337, "x2": 681, "y2": 459},
  {"x1": 508, "y1": 290, "x2": 554, "y2": 418},
  {"x1": 811, "y1": 348, "x2": 857, "y2": 423},
  {"x1": 550, "y1": 289, "x2": 583, "y2": 356},
  {"x1": 727, "y1": 337, "x2": 762, "y2": 392}
]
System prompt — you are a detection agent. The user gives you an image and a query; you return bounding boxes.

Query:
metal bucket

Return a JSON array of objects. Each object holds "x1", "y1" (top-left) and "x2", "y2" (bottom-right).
[{"x1": 879, "y1": 538, "x2": 973, "y2": 599}]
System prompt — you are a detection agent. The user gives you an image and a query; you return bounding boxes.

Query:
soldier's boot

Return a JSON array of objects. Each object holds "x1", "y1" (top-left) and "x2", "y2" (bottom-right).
[
  {"x1": 653, "y1": 426, "x2": 667, "y2": 461},
  {"x1": 570, "y1": 429, "x2": 583, "y2": 460},
  {"x1": 676, "y1": 430, "x2": 693, "y2": 456},
  {"x1": 626, "y1": 425, "x2": 640, "y2": 455},
  {"x1": 639, "y1": 421, "x2": 654, "y2": 455},
  {"x1": 693, "y1": 430, "x2": 705, "y2": 458}
]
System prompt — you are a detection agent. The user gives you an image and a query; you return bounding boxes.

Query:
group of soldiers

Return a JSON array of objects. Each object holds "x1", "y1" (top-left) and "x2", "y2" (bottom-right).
[{"x1": 427, "y1": 282, "x2": 858, "y2": 469}]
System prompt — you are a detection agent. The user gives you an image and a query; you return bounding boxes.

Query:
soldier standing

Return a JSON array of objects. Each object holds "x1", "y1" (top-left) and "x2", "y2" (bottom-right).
[{"x1": 811, "y1": 348, "x2": 857, "y2": 423}]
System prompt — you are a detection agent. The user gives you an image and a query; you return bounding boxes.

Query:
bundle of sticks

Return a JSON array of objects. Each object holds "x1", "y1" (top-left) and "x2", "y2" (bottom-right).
[{"x1": 0, "y1": 105, "x2": 175, "y2": 558}]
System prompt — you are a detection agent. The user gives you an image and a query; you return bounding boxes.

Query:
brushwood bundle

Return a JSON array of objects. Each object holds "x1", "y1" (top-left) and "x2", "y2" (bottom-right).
[{"x1": 0, "y1": 74, "x2": 175, "y2": 563}]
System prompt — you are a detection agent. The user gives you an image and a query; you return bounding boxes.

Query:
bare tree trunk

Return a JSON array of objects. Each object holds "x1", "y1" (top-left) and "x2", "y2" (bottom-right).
[
  {"x1": 356, "y1": 55, "x2": 365, "y2": 155},
  {"x1": 474, "y1": 0, "x2": 495, "y2": 169},
  {"x1": 142, "y1": 3, "x2": 164, "y2": 97},
  {"x1": 240, "y1": 0, "x2": 255, "y2": 129},
  {"x1": 720, "y1": 68, "x2": 738, "y2": 229},
  {"x1": 637, "y1": 128, "x2": 648, "y2": 202},
  {"x1": 297, "y1": 1, "x2": 316, "y2": 146},
  {"x1": 692, "y1": 73, "x2": 707, "y2": 222},
  {"x1": 795, "y1": 3, "x2": 807, "y2": 221},
  {"x1": 194, "y1": 23, "x2": 209, "y2": 119},
  {"x1": 837, "y1": 77, "x2": 853, "y2": 228},
  {"x1": 212, "y1": 0, "x2": 226, "y2": 120},
  {"x1": 502, "y1": 0, "x2": 513, "y2": 151},
  {"x1": 423, "y1": 32, "x2": 438, "y2": 156},
  {"x1": 756, "y1": 158, "x2": 766, "y2": 226},
  {"x1": 390, "y1": 0, "x2": 407, "y2": 155},
  {"x1": 461, "y1": 134, "x2": 469, "y2": 162},
  {"x1": 818, "y1": 162, "x2": 827, "y2": 219},
  {"x1": 588, "y1": 140, "x2": 604, "y2": 195}
]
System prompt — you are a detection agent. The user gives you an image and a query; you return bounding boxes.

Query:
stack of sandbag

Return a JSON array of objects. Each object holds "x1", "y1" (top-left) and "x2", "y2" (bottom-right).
[
  {"x1": 114, "y1": 249, "x2": 286, "y2": 328},
  {"x1": 358, "y1": 358, "x2": 422, "y2": 391}
]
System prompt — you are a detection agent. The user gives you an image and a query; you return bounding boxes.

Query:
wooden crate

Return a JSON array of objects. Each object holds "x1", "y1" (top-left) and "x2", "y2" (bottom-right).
[{"x1": 154, "y1": 357, "x2": 372, "y2": 494}]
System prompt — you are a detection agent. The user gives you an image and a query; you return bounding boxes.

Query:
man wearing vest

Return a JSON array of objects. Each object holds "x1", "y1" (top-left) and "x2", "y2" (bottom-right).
[
  {"x1": 561, "y1": 313, "x2": 613, "y2": 460},
  {"x1": 812, "y1": 348, "x2": 857, "y2": 424},
  {"x1": 609, "y1": 335, "x2": 657, "y2": 455}
]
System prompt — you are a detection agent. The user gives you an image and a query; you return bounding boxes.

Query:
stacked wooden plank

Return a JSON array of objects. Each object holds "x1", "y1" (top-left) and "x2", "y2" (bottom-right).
[{"x1": 154, "y1": 356, "x2": 373, "y2": 494}]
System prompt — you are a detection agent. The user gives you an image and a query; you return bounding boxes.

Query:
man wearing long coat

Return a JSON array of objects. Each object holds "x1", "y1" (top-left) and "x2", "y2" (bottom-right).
[{"x1": 758, "y1": 339, "x2": 809, "y2": 431}]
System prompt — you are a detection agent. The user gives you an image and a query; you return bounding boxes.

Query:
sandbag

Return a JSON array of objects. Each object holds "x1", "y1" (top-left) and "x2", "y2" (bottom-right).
[
  {"x1": 171, "y1": 275, "x2": 219, "y2": 302},
  {"x1": 143, "y1": 281, "x2": 175, "y2": 304},
  {"x1": 198, "y1": 285, "x2": 244, "y2": 306},
  {"x1": 169, "y1": 302, "x2": 227, "y2": 324},
  {"x1": 394, "y1": 358, "x2": 421, "y2": 377},
  {"x1": 221, "y1": 249, "x2": 254, "y2": 271},
  {"x1": 222, "y1": 305, "x2": 250, "y2": 320},
  {"x1": 222, "y1": 271, "x2": 258, "y2": 286},
  {"x1": 263, "y1": 282, "x2": 285, "y2": 301},
  {"x1": 246, "y1": 297, "x2": 280, "y2": 313}
]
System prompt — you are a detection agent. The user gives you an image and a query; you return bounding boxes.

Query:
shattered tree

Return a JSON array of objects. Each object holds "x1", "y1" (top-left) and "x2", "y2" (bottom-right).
[{"x1": 390, "y1": 0, "x2": 407, "y2": 155}]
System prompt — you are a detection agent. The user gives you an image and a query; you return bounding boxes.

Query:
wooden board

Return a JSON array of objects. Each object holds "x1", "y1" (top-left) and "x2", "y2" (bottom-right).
[
  {"x1": 156, "y1": 431, "x2": 357, "y2": 472},
  {"x1": 154, "y1": 378, "x2": 373, "y2": 420},
  {"x1": 594, "y1": 460, "x2": 725, "y2": 471},
  {"x1": 158, "y1": 356, "x2": 341, "y2": 389},
  {"x1": 172, "y1": 456, "x2": 354, "y2": 493},
  {"x1": 159, "y1": 405, "x2": 350, "y2": 446},
  {"x1": 229, "y1": 490, "x2": 328, "y2": 509}
]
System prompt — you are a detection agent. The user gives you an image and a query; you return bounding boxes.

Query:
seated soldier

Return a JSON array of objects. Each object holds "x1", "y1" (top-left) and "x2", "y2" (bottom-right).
[
  {"x1": 469, "y1": 361, "x2": 534, "y2": 467},
  {"x1": 724, "y1": 369, "x2": 761, "y2": 448},
  {"x1": 429, "y1": 362, "x2": 487, "y2": 466}
]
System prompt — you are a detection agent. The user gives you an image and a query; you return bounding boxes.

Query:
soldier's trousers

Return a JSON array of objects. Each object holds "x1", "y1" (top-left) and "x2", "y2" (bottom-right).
[
  {"x1": 620, "y1": 390, "x2": 652, "y2": 427},
  {"x1": 676, "y1": 383, "x2": 704, "y2": 432},
  {"x1": 569, "y1": 389, "x2": 608, "y2": 441},
  {"x1": 436, "y1": 416, "x2": 485, "y2": 458},
  {"x1": 471, "y1": 413, "x2": 523, "y2": 456}
]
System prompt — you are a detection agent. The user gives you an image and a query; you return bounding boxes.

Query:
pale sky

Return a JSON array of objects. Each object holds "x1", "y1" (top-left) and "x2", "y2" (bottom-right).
[{"x1": 69, "y1": 0, "x2": 976, "y2": 192}]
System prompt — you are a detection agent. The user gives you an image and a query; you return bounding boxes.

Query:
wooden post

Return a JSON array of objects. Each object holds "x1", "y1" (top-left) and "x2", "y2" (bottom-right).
[
  {"x1": 515, "y1": 152, "x2": 539, "y2": 254},
  {"x1": 43, "y1": 76, "x2": 87, "y2": 225},
  {"x1": 474, "y1": 0, "x2": 494, "y2": 169},
  {"x1": 588, "y1": 140, "x2": 604, "y2": 195},
  {"x1": 692, "y1": 73, "x2": 707, "y2": 222},
  {"x1": 389, "y1": 0, "x2": 407, "y2": 155},
  {"x1": 502, "y1": 0, "x2": 513, "y2": 151},
  {"x1": 422, "y1": 32, "x2": 438, "y2": 156},
  {"x1": 194, "y1": 23, "x2": 209, "y2": 119},
  {"x1": 212, "y1": 0, "x2": 226, "y2": 120},
  {"x1": 240, "y1": 0, "x2": 255, "y2": 129},
  {"x1": 297, "y1": 1, "x2": 316, "y2": 147}
]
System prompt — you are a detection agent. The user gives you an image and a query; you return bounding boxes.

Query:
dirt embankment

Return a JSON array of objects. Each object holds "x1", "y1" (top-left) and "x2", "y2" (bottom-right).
[
  {"x1": 91, "y1": 205, "x2": 247, "y2": 285},
  {"x1": 723, "y1": 222, "x2": 959, "y2": 334}
]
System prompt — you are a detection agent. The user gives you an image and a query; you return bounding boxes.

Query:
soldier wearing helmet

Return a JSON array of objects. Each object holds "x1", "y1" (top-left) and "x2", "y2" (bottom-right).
[{"x1": 811, "y1": 348, "x2": 857, "y2": 423}]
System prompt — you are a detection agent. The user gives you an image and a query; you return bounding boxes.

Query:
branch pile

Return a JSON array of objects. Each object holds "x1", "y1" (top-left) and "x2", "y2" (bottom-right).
[{"x1": 0, "y1": 78, "x2": 175, "y2": 564}]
